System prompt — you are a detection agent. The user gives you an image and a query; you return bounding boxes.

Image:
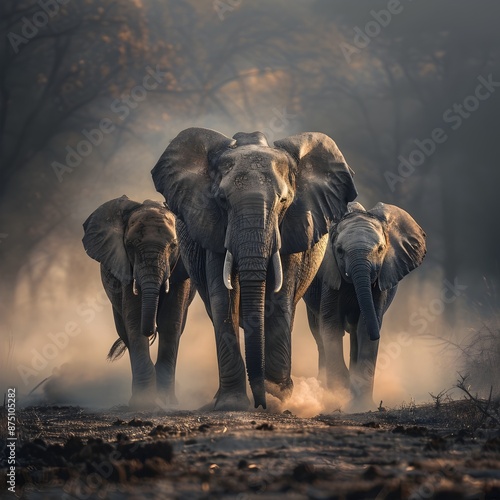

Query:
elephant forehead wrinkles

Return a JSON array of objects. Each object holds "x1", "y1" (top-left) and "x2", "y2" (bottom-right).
[
  {"x1": 223, "y1": 147, "x2": 276, "y2": 165},
  {"x1": 127, "y1": 220, "x2": 173, "y2": 240},
  {"x1": 337, "y1": 229, "x2": 384, "y2": 253},
  {"x1": 234, "y1": 171, "x2": 273, "y2": 189},
  {"x1": 338, "y1": 215, "x2": 383, "y2": 234}
]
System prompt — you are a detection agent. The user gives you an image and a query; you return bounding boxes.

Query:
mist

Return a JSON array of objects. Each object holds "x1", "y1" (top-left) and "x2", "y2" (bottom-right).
[{"x1": 1, "y1": 0, "x2": 499, "y2": 414}]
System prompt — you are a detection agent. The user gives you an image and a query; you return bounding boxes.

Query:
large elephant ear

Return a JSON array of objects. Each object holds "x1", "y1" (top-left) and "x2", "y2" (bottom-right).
[
  {"x1": 370, "y1": 202, "x2": 427, "y2": 291},
  {"x1": 274, "y1": 132, "x2": 358, "y2": 254},
  {"x1": 82, "y1": 195, "x2": 141, "y2": 282},
  {"x1": 151, "y1": 127, "x2": 235, "y2": 253}
]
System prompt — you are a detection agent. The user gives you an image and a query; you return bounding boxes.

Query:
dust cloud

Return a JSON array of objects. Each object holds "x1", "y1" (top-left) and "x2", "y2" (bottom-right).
[{"x1": 2, "y1": 259, "x2": 459, "y2": 416}]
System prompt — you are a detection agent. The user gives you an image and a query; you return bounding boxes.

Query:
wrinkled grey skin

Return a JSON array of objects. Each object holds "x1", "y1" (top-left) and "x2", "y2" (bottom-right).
[
  {"x1": 82, "y1": 196, "x2": 195, "y2": 408},
  {"x1": 304, "y1": 202, "x2": 426, "y2": 411},
  {"x1": 152, "y1": 128, "x2": 357, "y2": 410}
]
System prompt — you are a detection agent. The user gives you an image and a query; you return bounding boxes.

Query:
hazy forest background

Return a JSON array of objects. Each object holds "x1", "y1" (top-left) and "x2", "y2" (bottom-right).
[{"x1": 1, "y1": 0, "x2": 499, "y2": 413}]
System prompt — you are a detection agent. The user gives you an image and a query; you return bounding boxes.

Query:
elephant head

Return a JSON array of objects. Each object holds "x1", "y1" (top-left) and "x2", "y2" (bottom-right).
[
  {"x1": 152, "y1": 127, "x2": 357, "y2": 408},
  {"x1": 82, "y1": 195, "x2": 179, "y2": 339},
  {"x1": 327, "y1": 202, "x2": 426, "y2": 341}
]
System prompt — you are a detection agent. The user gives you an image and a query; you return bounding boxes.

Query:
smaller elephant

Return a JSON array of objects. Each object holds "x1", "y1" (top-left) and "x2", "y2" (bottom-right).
[
  {"x1": 304, "y1": 202, "x2": 426, "y2": 410},
  {"x1": 82, "y1": 195, "x2": 195, "y2": 408}
]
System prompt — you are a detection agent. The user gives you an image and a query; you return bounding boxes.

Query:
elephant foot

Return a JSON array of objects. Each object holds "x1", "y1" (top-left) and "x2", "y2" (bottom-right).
[
  {"x1": 346, "y1": 396, "x2": 376, "y2": 413},
  {"x1": 155, "y1": 391, "x2": 179, "y2": 410},
  {"x1": 198, "y1": 400, "x2": 216, "y2": 411},
  {"x1": 265, "y1": 378, "x2": 293, "y2": 402},
  {"x1": 128, "y1": 390, "x2": 157, "y2": 410},
  {"x1": 213, "y1": 390, "x2": 250, "y2": 411}
]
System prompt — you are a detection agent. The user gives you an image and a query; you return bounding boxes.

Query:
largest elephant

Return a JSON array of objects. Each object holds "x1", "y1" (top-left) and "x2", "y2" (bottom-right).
[{"x1": 152, "y1": 128, "x2": 357, "y2": 409}]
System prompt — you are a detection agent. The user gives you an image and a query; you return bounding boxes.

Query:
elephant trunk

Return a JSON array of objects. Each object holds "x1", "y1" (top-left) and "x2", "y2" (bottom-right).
[
  {"x1": 136, "y1": 256, "x2": 167, "y2": 338},
  {"x1": 350, "y1": 257, "x2": 380, "y2": 341},
  {"x1": 240, "y1": 276, "x2": 267, "y2": 409},
  {"x1": 140, "y1": 286, "x2": 160, "y2": 338},
  {"x1": 228, "y1": 200, "x2": 276, "y2": 409}
]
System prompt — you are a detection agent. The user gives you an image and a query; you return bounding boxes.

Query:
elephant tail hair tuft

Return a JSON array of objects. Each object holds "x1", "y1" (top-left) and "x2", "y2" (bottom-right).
[{"x1": 107, "y1": 338, "x2": 128, "y2": 361}]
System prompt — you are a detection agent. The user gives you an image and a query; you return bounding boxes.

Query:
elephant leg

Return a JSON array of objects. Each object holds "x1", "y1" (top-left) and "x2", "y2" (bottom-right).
[
  {"x1": 349, "y1": 317, "x2": 379, "y2": 411},
  {"x1": 264, "y1": 291, "x2": 295, "y2": 402},
  {"x1": 101, "y1": 268, "x2": 127, "y2": 347},
  {"x1": 121, "y1": 287, "x2": 156, "y2": 408},
  {"x1": 349, "y1": 331, "x2": 358, "y2": 372},
  {"x1": 306, "y1": 306, "x2": 326, "y2": 384},
  {"x1": 206, "y1": 251, "x2": 249, "y2": 411},
  {"x1": 303, "y1": 275, "x2": 326, "y2": 384},
  {"x1": 155, "y1": 280, "x2": 195, "y2": 407},
  {"x1": 319, "y1": 290, "x2": 349, "y2": 393},
  {"x1": 111, "y1": 308, "x2": 130, "y2": 353},
  {"x1": 349, "y1": 290, "x2": 392, "y2": 410}
]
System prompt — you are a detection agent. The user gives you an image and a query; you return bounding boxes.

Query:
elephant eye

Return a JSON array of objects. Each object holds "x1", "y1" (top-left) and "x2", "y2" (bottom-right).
[
  {"x1": 218, "y1": 191, "x2": 227, "y2": 203},
  {"x1": 220, "y1": 162, "x2": 233, "y2": 174},
  {"x1": 337, "y1": 247, "x2": 344, "y2": 256},
  {"x1": 378, "y1": 244, "x2": 384, "y2": 253}
]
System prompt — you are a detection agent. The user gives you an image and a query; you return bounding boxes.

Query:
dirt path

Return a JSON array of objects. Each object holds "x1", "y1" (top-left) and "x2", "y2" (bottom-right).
[{"x1": 2, "y1": 402, "x2": 500, "y2": 499}]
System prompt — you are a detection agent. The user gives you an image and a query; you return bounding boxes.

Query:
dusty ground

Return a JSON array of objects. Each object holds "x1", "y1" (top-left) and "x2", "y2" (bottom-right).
[{"x1": 2, "y1": 401, "x2": 500, "y2": 499}]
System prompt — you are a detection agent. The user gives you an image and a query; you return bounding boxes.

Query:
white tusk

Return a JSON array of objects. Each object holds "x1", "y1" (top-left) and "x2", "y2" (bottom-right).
[
  {"x1": 165, "y1": 279, "x2": 170, "y2": 294},
  {"x1": 272, "y1": 252, "x2": 283, "y2": 293},
  {"x1": 223, "y1": 251, "x2": 234, "y2": 290},
  {"x1": 345, "y1": 272, "x2": 349, "y2": 277},
  {"x1": 133, "y1": 279, "x2": 139, "y2": 295}
]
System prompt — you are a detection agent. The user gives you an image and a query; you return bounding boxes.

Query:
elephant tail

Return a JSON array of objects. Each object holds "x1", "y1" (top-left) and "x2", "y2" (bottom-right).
[
  {"x1": 107, "y1": 332, "x2": 158, "y2": 361},
  {"x1": 107, "y1": 338, "x2": 127, "y2": 361}
]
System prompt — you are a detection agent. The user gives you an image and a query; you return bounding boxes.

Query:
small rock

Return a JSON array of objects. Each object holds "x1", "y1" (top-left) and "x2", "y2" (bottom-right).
[
  {"x1": 425, "y1": 436, "x2": 447, "y2": 451},
  {"x1": 127, "y1": 418, "x2": 153, "y2": 427},
  {"x1": 255, "y1": 423, "x2": 274, "y2": 431},
  {"x1": 149, "y1": 424, "x2": 171, "y2": 436},
  {"x1": 392, "y1": 425, "x2": 428, "y2": 437},
  {"x1": 392, "y1": 425, "x2": 405, "y2": 434},
  {"x1": 292, "y1": 463, "x2": 316, "y2": 483},
  {"x1": 363, "y1": 421, "x2": 380, "y2": 428},
  {"x1": 363, "y1": 465, "x2": 382, "y2": 480},
  {"x1": 209, "y1": 463, "x2": 220, "y2": 474}
]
